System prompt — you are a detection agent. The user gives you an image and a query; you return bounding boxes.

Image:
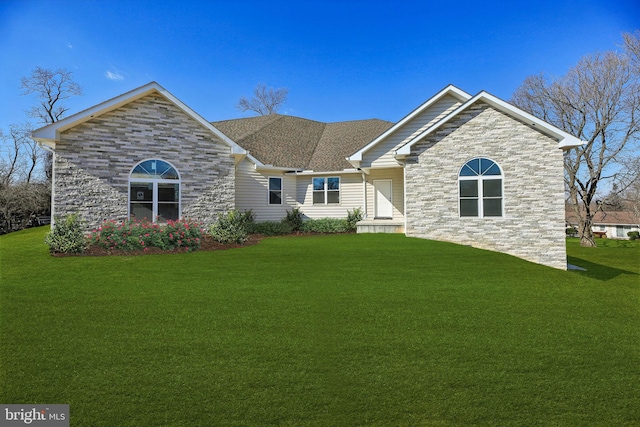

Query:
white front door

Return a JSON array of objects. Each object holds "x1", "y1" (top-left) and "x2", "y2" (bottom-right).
[{"x1": 374, "y1": 179, "x2": 393, "y2": 219}]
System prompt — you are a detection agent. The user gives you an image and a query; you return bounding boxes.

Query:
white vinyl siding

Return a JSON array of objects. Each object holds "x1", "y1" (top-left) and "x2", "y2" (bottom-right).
[
  {"x1": 235, "y1": 159, "x2": 296, "y2": 221},
  {"x1": 362, "y1": 95, "x2": 461, "y2": 168},
  {"x1": 364, "y1": 168, "x2": 404, "y2": 220},
  {"x1": 297, "y1": 173, "x2": 363, "y2": 219}
]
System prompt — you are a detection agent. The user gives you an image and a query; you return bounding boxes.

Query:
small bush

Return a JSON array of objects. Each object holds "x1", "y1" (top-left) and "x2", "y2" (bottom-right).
[
  {"x1": 283, "y1": 208, "x2": 303, "y2": 232},
  {"x1": 210, "y1": 211, "x2": 248, "y2": 244},
  {"x1": 246, "y1": 221, "x2": 293, "y2": 236},
  {"x1": 237, "y1": 210, "x2": 256, "y2": 229},
  {"x1": 565, "y1": 227, "x2": 578, "y2": 237},
  {"x1": 45, "y1": 214, "x2": 87, "y2": 254},
  {"x1": 347, "y1": 208, "x2": 364, "y2": 230},
  {"x1": 300, "y1": 218, "x2": 351, "y2": 233},
  {"x1": 89, "y1": 219, "x2": 203, "y2": 252},
  {"x1": 628, "y1": 231, "x2": 639, "y2": 240}
]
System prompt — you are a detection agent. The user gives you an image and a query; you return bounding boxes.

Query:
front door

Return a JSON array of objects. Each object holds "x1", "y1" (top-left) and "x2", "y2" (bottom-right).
[{"x1": 374, "y1": 179, "x2": 393, "y2": 219}]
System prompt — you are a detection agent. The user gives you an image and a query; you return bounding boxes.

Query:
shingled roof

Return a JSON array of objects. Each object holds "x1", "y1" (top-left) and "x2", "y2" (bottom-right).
[{"x1": 212, "y1": 114, "x2": 393, "y2": 171}]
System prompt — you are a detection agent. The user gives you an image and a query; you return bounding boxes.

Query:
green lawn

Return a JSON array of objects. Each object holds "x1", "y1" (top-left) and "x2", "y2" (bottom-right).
[{"x1": 1, "y1": 228, "x2": 639, "y2": 426}]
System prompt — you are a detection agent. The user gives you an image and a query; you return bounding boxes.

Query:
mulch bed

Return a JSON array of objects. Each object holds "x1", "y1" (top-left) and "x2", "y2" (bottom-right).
[{"x1": 52, "y1": 234, "x2": 264, "y2": 257}]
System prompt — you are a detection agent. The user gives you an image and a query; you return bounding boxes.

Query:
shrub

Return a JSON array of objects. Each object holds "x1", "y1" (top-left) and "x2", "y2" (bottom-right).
[
  {"x1": 89, "y1": 219, "x2": 203, "y2": 252},
  {"x1": 565, "y1": 227, "x2": 578, "y2": 237},
  {"x1": 283, "y1": 208, "x2": 303, "y2": 232},
  {"x1": 209, "y1": 211, "x2": 248, "y2": 244},
  {"x1": 347, "y1": 208, "x2": 364, "y2": 230},
  {"x1": 44, "y1": 214, "x2": 87, "y2": 254},
  {"x1": 300, "y1": 218, "x2": 351, "y2": 233},
  {"x1": 246, "y1": 221, "x2": 293, "y2": 236},
  {"x1": 237, "y1": 210, "x2": 256, "y2": 229},
  {"x1": 628, "y1": 231, "x2": 639, "y2": 240}
]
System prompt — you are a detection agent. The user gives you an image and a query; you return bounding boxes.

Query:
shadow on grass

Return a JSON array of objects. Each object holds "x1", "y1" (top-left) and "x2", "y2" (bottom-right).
[{"x1": 567, "y1": 256, "x2": 639, "y2": 282}]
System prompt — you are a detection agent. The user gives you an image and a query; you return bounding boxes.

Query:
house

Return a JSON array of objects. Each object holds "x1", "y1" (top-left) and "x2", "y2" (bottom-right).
[
  {"x1": 32, "y1": 82, "x2": 583, "y2": 269},
  {"x1": 566, "y1": 210, "x2": 640, "y2": 239}
]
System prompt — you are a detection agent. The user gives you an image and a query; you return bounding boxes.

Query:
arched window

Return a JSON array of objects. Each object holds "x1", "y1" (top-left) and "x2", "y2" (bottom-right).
[
  {"x1": 129, "y1": 159, "x2": 180, "y2": 222},
  {"x1": 459, "y1": 158, "x2": 503, "y2": 218}
]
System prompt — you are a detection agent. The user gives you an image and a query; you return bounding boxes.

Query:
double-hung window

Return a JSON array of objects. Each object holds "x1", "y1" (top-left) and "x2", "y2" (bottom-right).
[
  {"x1": 459, "y1": 158, "x2": 503, "y2": 218},
  {"x1": 313, "y1": 177, "x2": 340, "y2": 205},
  {"x1": 129, "y1": 159, "x2": 180, "y2": 222},
  {"x1": 268, "y1": 177, "x2": 282, "y2": 205}
]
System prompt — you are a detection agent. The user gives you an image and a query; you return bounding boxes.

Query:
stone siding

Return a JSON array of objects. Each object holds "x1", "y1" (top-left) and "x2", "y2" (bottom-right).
[
  {"x1": 54, "y1": 93, "x2": 235, "y2": 230},
  {"x1": 404, "y1": 102, "x2": 567, "y2": 269}
]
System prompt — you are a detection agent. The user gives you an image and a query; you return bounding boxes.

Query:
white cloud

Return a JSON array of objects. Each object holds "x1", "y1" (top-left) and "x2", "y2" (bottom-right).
[
  {"x1": 105, "y1": 70, "x2": 125, "y2": 81},
  {"x1": 67, "y1": 44, "x2": 73, "y2": 49}
]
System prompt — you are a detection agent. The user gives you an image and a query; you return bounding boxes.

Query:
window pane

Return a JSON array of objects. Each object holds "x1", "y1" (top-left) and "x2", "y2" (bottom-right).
[
  {"x1": 131, "y1": 160, "x2": 178, "y2": 179},
  {"x1": 483, "y1": 162, "x2": 501, "y2": 176},
  {"x1": 269, "y1": 191, "x2": 282, "y2": 205},
  {"x1": 460, "y1": 199, "x2": 478, "y2": 217},
  {"x1": 313, "y1": 192, "x2": 325, "y2": 204},
  {"x1": 158, "y1": 203, "x2": 179, "y2": 221},
  {"x1": 459, "y1": 164, "x2": 477, "y2": 177},
  {"x1": 464, "y1": 159, "x2": 480, "y2": 175},
  {"x1": 460, "y1": 180, "x2": 478, "y2": 197},
  {"x1": 327, "y1": 191, "x2": 339, "y2": 204},
  {"x1": 158, "y1": 183, "x2": 179, "y2": 202},
  {"x1": 483, "y1": 199, "x2": 502, "y2": 217},
  {"x1": 131, "y1": 202, "x2": 153, "y2": 222},
  {"x1": 269, "y1": 177, "x2": 281, "y2": 191},
  {"x1": 483, "y1": 179, "x2": 502, "y2": 197},
  {"x1": 130, "y1": 183, "x2": 153, "y2": 201},
  {"x1": 313, "y1": 178, "x2": 325, "y2": 191},
  {"x1": 327, "y1": 177, "x2": 339, "y2": 190}
]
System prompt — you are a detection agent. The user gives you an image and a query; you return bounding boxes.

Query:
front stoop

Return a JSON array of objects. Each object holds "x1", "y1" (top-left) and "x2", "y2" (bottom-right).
[{"x1": 356, "y1": 219, "x2": 405, "y2": 234}]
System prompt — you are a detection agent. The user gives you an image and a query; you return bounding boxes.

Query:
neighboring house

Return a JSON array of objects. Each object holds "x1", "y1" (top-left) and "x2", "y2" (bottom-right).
[
  {"x1": 33, "y1": 82, "x2": 583, "y2": 269},
  {"x1": 566, "y1": 211, "x2": 640, "y2": 239}
]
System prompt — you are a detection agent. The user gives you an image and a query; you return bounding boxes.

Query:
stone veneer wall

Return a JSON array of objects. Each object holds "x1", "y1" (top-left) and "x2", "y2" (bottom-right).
[
  {"x1": 404, "y1": 102, "x2": 567, "y2": 269},
  {"x1": 54, "y1": 93, "x2": 235, "y2": 230}
]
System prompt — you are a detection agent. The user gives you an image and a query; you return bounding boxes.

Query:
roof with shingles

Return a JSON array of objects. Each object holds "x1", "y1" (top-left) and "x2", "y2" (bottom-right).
[
  {"x1": 566, "y1": 210, "x2": 640, "y2": 225},
  {"x1": 212, "y1": 114, "x2": 393, "y2": 171}
]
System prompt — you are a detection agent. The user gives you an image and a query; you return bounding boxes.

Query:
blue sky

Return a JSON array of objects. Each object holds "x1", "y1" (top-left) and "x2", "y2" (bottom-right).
[{"x1": 1, "y1": 0, "x2": 638, "y2": 131}]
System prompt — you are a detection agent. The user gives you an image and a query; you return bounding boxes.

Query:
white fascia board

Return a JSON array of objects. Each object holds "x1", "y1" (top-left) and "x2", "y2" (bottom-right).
[
  {"x1": 396, "y1": 91, "x2": 585, "y2": 155},
  {"x1": 287, "y1": 169, "x2": 362, "y2": 176},
  {"x1": 347, "y1": 84, "x2": 472, "y2": 163}
]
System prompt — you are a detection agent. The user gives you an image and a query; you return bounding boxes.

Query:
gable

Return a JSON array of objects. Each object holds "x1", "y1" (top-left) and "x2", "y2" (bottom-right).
[
  {"x1": 396, "y1": 91, "x2": 583, "y2": 157},
  {"x1": 33, "y1": 81, "x2": 245, "y2": 157},
  {"x1": 357, "y1": 94, "x2": 464, "y2": 169},
  {"x1": 347, "y1": 85, "x2": 472, "y2": 170}
]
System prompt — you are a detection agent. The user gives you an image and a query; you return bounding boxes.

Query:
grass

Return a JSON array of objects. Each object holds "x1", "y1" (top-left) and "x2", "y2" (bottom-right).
[{"x1": 1, "y1": 228, "x2": 639, "y2": 426}]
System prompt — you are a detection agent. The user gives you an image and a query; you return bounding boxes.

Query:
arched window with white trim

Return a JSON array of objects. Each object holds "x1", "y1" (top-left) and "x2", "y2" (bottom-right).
[
  {"x1": 129, "y1": 159, "x2": 180, "y2": 222},
  {"x1": 459, "y1": 158, "x2": 503, "y2": 218}
]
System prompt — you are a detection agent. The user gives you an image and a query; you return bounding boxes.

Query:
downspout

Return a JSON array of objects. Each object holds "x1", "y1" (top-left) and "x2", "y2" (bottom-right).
[
  {"x1": 38, "y1": 142, "x2": 56, "y2": 228},
  {"x1": 361, "y1": 170, "x2": 367, "y2": 219}
]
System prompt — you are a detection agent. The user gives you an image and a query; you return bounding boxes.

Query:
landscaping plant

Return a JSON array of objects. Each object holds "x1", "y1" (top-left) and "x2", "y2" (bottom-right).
[
  {"x1": 283, "y1": 208, "x2": 303, "y2": 232},
  {"x1": 44, "y1": 214, "x2": 87, "y2": 254},
  {"x1": 89, "y1": 219, "x2": 203, "y2": 252},
  {"x1": 209, "y1": 210, "x2": 249, "y2": 244}
]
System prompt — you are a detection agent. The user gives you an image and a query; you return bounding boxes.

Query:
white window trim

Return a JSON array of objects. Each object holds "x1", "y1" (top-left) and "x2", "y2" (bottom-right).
[
  {"x1": 312, "y1": 177, "x2": 340, "y2": 205},
  {"x1": 458, "y1": 158, "x2": 504, "y2": 219},
  {"x1": 128, "y1": 159, "x2": 181, "y2": 223},
  {"x1": 268, "y1": 176, "x2": 283, "y2": 205}
]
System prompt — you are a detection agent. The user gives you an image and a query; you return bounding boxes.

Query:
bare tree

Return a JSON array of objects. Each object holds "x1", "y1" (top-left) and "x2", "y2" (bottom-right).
[
  {"x1": 237, "y1": 84, "x2": 288, "y2": 115},
  {"x1": 20, "y1": 67, "x2": 82, "y2": 124},
  {"x1": 512, "y1": 32, "x2": 640, "y2": 247}
]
